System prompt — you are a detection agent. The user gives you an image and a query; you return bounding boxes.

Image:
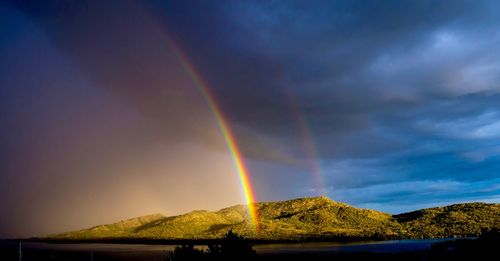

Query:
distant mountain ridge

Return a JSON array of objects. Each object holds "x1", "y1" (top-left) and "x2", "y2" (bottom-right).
[{"x1": 51, "y1": 197, "x2": 500, "y2": 240}]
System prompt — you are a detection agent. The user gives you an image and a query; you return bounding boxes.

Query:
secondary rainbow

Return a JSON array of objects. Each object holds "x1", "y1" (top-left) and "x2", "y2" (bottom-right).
[
  {"x1": 161, "y1": 34, "x2": 259, "y2": 231},
  {"x1": 285, "y1": 90, "x2": 326, "y2": 196}
]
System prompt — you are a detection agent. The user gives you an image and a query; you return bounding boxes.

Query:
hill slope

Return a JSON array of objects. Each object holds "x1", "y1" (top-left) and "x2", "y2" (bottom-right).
[
  {"x1": 395, "y1": 202, "x2": 500, "y2": 238},
  {"x1": 51, "y1": 197, "x2": 500, "y2": 240}
]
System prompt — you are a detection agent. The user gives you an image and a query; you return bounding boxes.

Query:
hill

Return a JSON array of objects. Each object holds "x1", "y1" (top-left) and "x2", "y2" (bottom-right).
[
  {"x1": 50, "y1": 197, "x2": 500, "y2": 241},
  {"x1": 395, "y1": 202, "x2": 500, "y2": 238}
]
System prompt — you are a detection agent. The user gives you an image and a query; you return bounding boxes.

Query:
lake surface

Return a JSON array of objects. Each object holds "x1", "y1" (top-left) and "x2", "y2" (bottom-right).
[
  {"x1": 0, "y1": 238, "x2": 456, "y2": 260},
  {"x1": 255, "y1": 238, "x2": 453, "y2": 254}
]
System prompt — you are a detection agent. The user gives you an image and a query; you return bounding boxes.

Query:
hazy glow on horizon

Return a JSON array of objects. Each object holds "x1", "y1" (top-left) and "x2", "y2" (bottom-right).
[{"x1": 0, "y1": 2, "x2": 249, "y2": 237}]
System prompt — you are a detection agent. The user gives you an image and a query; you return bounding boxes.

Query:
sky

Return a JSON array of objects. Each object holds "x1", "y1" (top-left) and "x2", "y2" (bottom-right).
[{"x1": 1, "y1": 0, "x2": 500, "y2": 238}]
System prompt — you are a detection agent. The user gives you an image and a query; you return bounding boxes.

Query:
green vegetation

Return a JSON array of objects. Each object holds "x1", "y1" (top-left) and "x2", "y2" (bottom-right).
[
  {"x1": 49, "y1": 197, "x2": 500, "y2": 241},
  {"x1": 253, "y1": 197, "x2": 400, "y2": 240},
  {"x1": 395, "y1": 202, "x2": 500, "y2": 238}
]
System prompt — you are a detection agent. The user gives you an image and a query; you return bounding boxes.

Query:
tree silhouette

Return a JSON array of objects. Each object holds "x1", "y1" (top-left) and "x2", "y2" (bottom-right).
[
  {"x1": 166, "y1": 244, "x2": 205, "y2": 261},
  {"x1": 208, "y1": 230, "x2": 256, "y2": 260},
  {"x1": 166, "y1": 231, "x2": 256, "y2": 261}
]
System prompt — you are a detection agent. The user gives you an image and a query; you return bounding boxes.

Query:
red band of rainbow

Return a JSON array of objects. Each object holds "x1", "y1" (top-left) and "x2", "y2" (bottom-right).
[{"x1": 162, "y1": 35, "x2": 259, "y2": 232}]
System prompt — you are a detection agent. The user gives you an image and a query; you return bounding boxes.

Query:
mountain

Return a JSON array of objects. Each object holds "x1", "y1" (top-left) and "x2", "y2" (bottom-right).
[
  {"x1": 395, "y1": 202, "x2": 500, "y2": 238},
  {"x1": 50, "y1": 197, "x2": 500, "y2": 241}
]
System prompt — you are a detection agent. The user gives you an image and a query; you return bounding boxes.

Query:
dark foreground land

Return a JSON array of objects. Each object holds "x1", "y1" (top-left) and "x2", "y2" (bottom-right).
[{"x1": 1, "y1": 231, "x2": 499, "y2": 261}]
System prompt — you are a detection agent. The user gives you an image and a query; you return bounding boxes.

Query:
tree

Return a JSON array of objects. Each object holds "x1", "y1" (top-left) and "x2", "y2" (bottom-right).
[
  {"x1": 167, "y1": 244, "x2": 205, "y2": 261},
  {"x1": 208, "y1": 230, "x2": 256, "y2": 260},
  {"x1": 167, "y1": 231, "x2": 256, "y2": 261}
]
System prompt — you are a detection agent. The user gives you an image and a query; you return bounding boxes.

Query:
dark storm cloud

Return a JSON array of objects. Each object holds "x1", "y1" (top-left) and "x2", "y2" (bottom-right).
[
  {"x1": 18, "y1": 0, "x2": 498, "y2": 163},
  {"x1": 2, "y1": 0, "x2": 500, "y2": 236},
  {"x1": 146, "y1": 0, "x2": 500, "y2": 160},
  {"x1": 5, "y1": 0, "x2": 217, "y2": 142},
  {"x1": 0, "y1": 0, "x2": 255, "y2": 237},
  {"x1": 145, "y1": 0, "x2": 500, "y2": 209}
]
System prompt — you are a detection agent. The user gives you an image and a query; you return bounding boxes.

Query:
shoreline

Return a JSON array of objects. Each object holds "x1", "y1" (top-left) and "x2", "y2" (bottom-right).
[{"x1": 2, "y1": 236, "x2": 463, "y2": 245}]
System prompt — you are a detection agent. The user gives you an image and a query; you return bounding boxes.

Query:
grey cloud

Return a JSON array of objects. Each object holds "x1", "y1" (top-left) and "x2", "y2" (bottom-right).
[
  {"x1": 3, "y1": 0, "x2": 500, "y2": 235},
  {"x1": 149, "y1": 0, "x2": 500, "y2": 163}
]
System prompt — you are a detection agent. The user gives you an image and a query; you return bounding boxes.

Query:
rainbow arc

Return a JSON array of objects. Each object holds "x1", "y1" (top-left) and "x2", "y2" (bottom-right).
[{"x1": 162, "y1": 34, "x2": 259, "y2": 232}]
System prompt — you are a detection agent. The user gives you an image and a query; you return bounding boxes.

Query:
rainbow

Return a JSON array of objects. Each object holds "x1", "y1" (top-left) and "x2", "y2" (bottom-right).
[
  {"x1": 161, "y1": 34, "x2": 259, "y2": 231},
  {"x1": 285, "y1": 90, "x2": 326, "y2": 196}
]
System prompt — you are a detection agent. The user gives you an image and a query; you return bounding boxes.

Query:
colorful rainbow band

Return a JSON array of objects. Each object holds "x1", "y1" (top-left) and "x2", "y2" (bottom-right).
[{"x1": 163, "y1": 35, "x2": 259, "y2": 232}]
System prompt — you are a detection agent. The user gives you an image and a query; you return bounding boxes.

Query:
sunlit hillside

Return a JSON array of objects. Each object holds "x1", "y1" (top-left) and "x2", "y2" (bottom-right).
[
  {"x1": 395, "y1": 202, "x2": 500, "y2": 238},
  {"x1": 51, "y1": 197, "x2": 500, "y2": 241}
]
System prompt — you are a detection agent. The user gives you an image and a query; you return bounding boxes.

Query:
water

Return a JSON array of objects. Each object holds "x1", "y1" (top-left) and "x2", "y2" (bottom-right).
[
  {"x1": 0, "y1": 238, "x2": 456, "y2": 260},
  {"x1": 255, "y1": 238, "x2": 453, "y2": 254}
]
